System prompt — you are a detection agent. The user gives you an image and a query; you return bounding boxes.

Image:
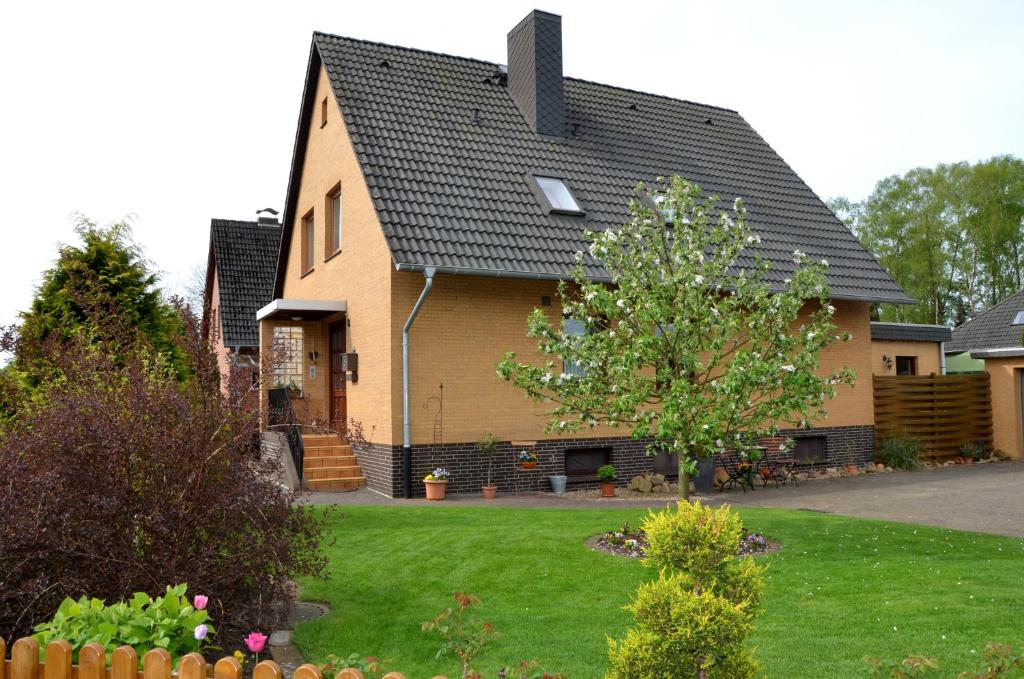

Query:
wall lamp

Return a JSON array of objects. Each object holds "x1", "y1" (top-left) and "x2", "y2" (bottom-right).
[{"x1": 882, "y1": 354, "x2": 894, "y2": 370}]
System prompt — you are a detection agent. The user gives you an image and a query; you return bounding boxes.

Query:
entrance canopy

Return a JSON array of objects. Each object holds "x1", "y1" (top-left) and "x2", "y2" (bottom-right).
[{"x1": 256, "y1": 299, "x2": 347, "y2": 322}]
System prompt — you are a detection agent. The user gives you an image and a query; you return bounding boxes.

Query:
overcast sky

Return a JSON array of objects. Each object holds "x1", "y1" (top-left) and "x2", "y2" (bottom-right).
[{"x1": 1, "y1": 0, "x2": 1022, "y2": 326}]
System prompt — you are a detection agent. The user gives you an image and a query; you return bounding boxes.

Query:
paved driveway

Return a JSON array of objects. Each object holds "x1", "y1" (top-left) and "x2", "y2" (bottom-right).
[
  {"x1": 723, "y1": 461, "x2": 1024, "y2": 537},
  {"x1": 306, "y1": 462, "x2": 1024, "y2": 538}
]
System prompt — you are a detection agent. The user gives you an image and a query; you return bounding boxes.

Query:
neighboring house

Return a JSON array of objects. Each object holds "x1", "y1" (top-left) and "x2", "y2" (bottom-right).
[
  {"x1": 257, "y1": 10, "x2": 916, "y2": 498},
  {"x1": 202, "y1": 211, "x2": 282, "y2": 392},
  {"x1": 870, "y1": 322, "x2": 951, "y2": 376},
  {"x1": 946, "y1": 289, "x2": 1024, "y2": 457}
]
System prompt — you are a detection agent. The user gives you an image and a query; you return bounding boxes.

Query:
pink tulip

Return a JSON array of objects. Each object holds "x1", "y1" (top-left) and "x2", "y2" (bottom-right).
[
  {"x1": 244, "y1": 631, "x2": 268, "y2": 654},
  {"x1": 193, "y1": 595, "x2": 209, "y2": 610}
]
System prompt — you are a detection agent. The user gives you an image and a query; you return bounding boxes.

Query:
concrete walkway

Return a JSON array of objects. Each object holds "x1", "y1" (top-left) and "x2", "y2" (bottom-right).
[{"x1": 304, "y1": 461, "x2": 1024, "y2": 537}]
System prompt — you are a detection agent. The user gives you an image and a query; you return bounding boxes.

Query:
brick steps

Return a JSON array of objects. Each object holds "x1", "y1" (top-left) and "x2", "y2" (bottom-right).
[
  {"x1": 301, "y1": 433, "x2": 364, "y2": 492},
  {"x1": 305, "y1": 476, "x2": 367, "y2": 491}
]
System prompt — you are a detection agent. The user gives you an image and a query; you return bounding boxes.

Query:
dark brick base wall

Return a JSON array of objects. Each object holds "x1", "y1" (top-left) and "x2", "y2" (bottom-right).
[
  {"x1": 780, "y1": 425, "x2": 875, "y2": 468},
  {"x1": 353, "y1": 425, "x2": 876, "y2": 498}
]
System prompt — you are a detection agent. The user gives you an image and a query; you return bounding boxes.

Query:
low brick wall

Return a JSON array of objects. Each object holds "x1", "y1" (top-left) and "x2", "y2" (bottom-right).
[{"x1": 353, "y1": 425, "x2": 875, "y2": 498}]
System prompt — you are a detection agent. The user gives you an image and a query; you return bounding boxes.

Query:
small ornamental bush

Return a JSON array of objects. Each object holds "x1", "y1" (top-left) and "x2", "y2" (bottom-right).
[
  {"x1": 959, "y1": 441, "x2": 988, "y2": 461},
  {"x1": 878, "y1": 437, "x2": 924, "y2": 470},
  {"x1": 597, "y1": 465, "x2": 616, "y2": 483},
  {"x1": 607, "y1": 501, "x2": 765, "y2": 679},
  {"x1": 32, "y1": 585, "x2": 211, "y2": 663},
  {"x1": 476, "y1": 433, "x2": 500, "y2": 487}
]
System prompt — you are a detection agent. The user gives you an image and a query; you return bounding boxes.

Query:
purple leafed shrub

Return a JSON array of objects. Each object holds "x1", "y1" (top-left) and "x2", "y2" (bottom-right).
[{"x1": 0, "y1": 300, "x2": 327, "y2": 644}]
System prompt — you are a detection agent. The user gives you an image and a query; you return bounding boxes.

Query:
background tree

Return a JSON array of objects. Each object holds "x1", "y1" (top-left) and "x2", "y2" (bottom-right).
[
  {"x1": 498, "y1": 177, "x2": 854, "y2": 499},
  {"x1": 830, "y1": 155, "x2": 1024, "y2": 326},
  {"x1": 17, "y1": 215, "x2": 186, "y2": 379}
]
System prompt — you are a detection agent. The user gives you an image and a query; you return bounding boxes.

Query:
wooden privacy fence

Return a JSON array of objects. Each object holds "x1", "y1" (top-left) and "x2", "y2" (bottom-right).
[
  {"x1": 0, "y1": 638, "x2": 445, "y2": 679},
  {"x1": 873, "y1": 374, "x2": 993, "y2": 458}
]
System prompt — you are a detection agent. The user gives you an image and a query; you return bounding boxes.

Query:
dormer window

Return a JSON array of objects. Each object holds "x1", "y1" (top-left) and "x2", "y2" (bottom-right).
[{"x1": 532, "y1": 175, "x2": 583, "y2": 215}]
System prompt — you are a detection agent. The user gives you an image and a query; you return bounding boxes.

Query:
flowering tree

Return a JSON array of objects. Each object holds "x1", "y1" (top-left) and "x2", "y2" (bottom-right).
[{"x1": 497, "y1": 177, "x2": 854, "y2": 498}]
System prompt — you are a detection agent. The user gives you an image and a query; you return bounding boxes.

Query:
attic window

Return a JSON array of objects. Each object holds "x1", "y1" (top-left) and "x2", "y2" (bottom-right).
[
  {"x1": 1012, "y1": 310, "x2": 1024, "y2": 326},
  {"x1": 320, "y1": 97, "x2": 328, "y2": 128},
  {"x1": 533, "y1": 176, "x2": 583, "y2": 215}
]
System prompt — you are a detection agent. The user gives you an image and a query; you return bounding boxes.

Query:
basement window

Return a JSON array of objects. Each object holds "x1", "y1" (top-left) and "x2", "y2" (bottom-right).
[
  {"x1": 565, "y1": 447, "x2": 612, "y2": 479},
  {"x1": 792, "y1": 436, "x2": 827, "y2": 464},
  {"x1": 533, "y1": 175, "x2": 583, "y2": 215}
]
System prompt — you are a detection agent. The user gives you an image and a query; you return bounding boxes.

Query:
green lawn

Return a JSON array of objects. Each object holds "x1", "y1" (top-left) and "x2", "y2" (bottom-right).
[{"x1": 293, "y1": 505, "x2": 1024, "y2": 678}]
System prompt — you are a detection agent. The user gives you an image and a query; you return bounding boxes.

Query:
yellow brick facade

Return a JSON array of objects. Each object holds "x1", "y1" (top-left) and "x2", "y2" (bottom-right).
[
  {"x1": 261, "y1": 64, "x2": 396, "y2": 441},
  {"x1": 985, "y1": 356, "x2": 1024, "y2": 459},
  {"x1": 264, "y1": 64, "x2": 879, "y2": 450},
  {"x1": 871, "y1": 340, "x2": 943, "y2": 376},
  {"x1": 390, "y1": 275, "x2": 876, "y2": 445}
]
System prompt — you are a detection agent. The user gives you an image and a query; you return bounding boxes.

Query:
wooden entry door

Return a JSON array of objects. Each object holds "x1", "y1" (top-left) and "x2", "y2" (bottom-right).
[{"x1": 329, "y1": 321, "x2": 347, "y2": 433}]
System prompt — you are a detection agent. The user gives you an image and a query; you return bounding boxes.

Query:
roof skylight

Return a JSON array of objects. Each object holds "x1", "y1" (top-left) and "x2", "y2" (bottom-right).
[{"x1": 534, "y1": 176, "x2": 582, "y2": 214}]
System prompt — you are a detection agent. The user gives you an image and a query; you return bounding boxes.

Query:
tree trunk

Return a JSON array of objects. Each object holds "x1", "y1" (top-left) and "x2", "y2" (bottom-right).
[{"x1": 678, "y1": 458, "x2": 690, "y2": 501}]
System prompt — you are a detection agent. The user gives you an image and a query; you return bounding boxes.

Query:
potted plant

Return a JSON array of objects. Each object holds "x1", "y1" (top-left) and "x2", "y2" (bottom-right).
[
  {"x1": 423, "y1": 467, "x2": 450, "y2": 501},
  {"x1": 477, "y1": 433, "x2": 499, "y2": 499},
  {"x1": 598, "y1": 464, "x2": 616, "y2": 498},
  {"x1": 518, "y1": 449, "x2": 538, "y2": 470}
]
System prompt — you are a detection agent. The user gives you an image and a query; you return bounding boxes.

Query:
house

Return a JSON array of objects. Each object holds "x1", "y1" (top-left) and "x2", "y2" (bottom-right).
[
  {"x1": 946, "y1": 289, "x2": 1024, "y2": 457},
  {"x1": 202, "y1": 210, "x2": 281, "y2": 392},
  {"x1": 257, "y1": 10, "x2": 918, "y2": 497},
  {"x1": 869, "y1": 322, "x2": 951, "y2": 376}
]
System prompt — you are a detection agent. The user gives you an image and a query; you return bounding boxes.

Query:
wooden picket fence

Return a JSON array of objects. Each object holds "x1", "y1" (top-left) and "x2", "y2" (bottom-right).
[
  {"x1": 0, "y1": 638, "x2": 447, "y2": 679},
  {"x1": 873, "y1": 374, "x2": 993, "y2": 458}
]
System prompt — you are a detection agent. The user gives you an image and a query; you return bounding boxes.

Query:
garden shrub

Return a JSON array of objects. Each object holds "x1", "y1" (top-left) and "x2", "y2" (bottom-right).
[
  {"x1": 959, "y1": 441, "x2": 989, "y2": 461},
  {"x1": 606, "y1": 501, "x2": 764, "y2": 679},
  {"x1": 32, "y1": 585, "x2": 211, "y2": 662},
  {"x1": 878, "y1": 437, "x2": 923, "y2": 470},
  {"x1": 0, "y1": 301, "x2": 327, "y2": 644}
]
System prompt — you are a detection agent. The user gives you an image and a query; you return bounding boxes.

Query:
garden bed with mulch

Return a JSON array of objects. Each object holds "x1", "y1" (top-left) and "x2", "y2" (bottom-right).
[{"x1": 588, "y1": 523, "x2": 781, "y2": 559}]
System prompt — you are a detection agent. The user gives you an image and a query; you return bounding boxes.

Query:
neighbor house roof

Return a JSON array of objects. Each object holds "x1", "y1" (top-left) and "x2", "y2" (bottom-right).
[
  {"x1": 275, "y1": 30, "x2": 912, "y2": 304},
  {"x1": 206, "y1": 219, "x2": 282, "y2": 347},
  {"x1": 870, "y1": 322, "x2": 951, "y2": 343},
  {"x1": 946, "y1": 288, "x2": 1024, "y2": 354}
]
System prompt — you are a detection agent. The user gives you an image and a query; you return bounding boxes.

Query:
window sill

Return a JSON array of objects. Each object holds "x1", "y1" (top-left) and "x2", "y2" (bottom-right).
[
  {"x1": 320, "y1": 121, "x2": 327, "y2": 129},
  {"x1": 300, "y1": 267, "x2": 315, "y2": 279},
  {"x1": 324, "y1": 248, "x2": 343, "y2": 263}
]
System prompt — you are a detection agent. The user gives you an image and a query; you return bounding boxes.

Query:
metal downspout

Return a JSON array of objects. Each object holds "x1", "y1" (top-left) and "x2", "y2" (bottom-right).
[
  {"x1": 940, "y1": 341, "x2": 947, "y2": 375},
  {"x1": 402, "y1": 267, "x2": 436, "y2": 498}
]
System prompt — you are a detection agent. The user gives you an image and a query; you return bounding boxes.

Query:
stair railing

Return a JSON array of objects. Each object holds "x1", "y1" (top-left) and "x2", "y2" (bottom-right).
[{"x1": 267, "y1": 387, "x2": 305, "y2": 482}]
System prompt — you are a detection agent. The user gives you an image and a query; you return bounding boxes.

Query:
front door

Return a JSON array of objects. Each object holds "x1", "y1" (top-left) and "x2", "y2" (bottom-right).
[{"x1": 330, "y1": 321, "x2": 347, "y2": 433}]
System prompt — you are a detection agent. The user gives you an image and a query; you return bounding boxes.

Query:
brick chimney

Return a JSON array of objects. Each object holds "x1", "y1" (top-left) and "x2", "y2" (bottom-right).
[{"x1": 507, "y1": 10, "x2": 564, "y2": 136}]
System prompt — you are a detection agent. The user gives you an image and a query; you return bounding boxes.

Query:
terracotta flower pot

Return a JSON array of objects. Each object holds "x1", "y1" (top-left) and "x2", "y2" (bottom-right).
[
  {"x1": 482, "y1": 485, "x2": 497, "y2": 499},
  {"x1": 601, "y1": 482, "x2": 616, "y2": 498},
  {"x1": 424, "y1": 479, "x2": 448, "y2": 501},
  {"x1": 844, "y1": 464, "x2": 858, "y2": 475},
  {"x1": 520, "y1": 461, "x2": 537, "y2": 470}
]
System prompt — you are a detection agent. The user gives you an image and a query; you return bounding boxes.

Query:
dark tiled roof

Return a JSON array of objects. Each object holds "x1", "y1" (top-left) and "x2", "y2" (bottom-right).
[
  {"x1": 870, "y1": 322, "x2": 951, "y2": 343},
  {"x1": 209, "y1": 219, "x2": 281, "y2": 347},
  {"x1": 277, "y1": 32, "x2": 911, "y2": 303},
  {"x1": 947, "y1": 289, "x2": 1024, "y2": 353}
]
